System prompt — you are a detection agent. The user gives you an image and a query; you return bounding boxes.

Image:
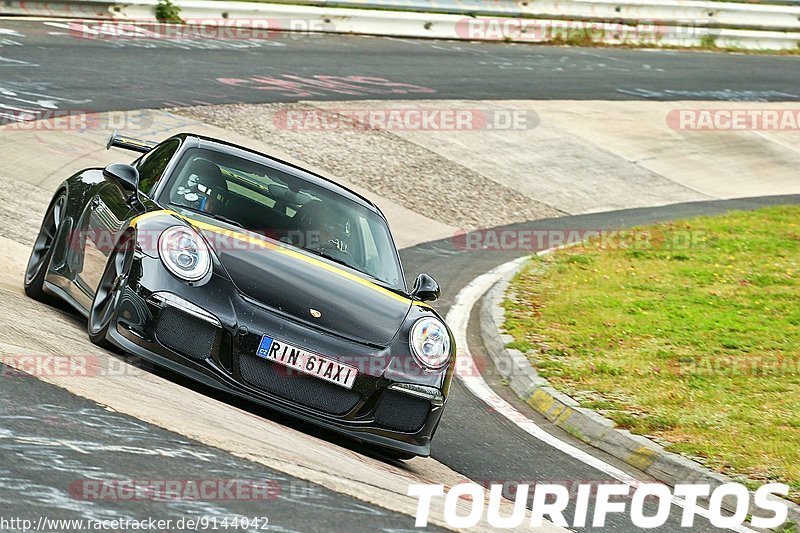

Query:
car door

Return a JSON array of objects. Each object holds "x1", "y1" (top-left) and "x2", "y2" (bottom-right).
[{"x1": 74, "y1": 138, "x2": 181, "y2": 303}]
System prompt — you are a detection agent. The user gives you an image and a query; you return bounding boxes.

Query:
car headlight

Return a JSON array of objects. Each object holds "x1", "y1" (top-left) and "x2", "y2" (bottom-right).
[
  {"x1": 410, "y1": 317, "x2": 451, "y2": 370},
  {"x1": 158, "y1": 226, "x2": 211, "y2": 281}
]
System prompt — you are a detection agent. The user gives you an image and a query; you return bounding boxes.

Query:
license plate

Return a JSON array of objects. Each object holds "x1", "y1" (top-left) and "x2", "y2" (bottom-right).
[{"x1": 256, "y1": 335, "x2": 358, "y2": 389}]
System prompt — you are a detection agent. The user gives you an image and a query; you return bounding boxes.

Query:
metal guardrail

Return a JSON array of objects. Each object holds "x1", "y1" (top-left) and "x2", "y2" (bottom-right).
[
  {"x1": 1, "y1": 0, "x2": 799, "y2": 49},
  {"x1": 264, "y1": 0, "x2": 800, "y2": 9},
  {"x1": 263, "y1": 0, "x2": 800, "y2": 31},
  {"x1": 0, "y1": 1, "x2": 114, "y2": 18}
]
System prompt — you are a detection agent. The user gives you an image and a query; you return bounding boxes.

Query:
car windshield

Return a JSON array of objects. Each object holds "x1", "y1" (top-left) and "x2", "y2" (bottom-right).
[{"x1": 158, "y1": 147, "x2": 405, "y2": 291}]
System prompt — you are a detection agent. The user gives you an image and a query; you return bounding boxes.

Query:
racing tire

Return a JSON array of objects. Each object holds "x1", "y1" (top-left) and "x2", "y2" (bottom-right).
[
  {"x1": 88, "y1": 232, "x2": 134, "y2": 351},
  {"x1": 24, "y1": 192, "x2": 67, "y2": 304}
]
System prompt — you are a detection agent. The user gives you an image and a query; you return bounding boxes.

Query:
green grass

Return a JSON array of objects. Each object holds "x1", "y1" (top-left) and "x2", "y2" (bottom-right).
[
  {"x1": 503, "y1": 206, "x2": 800, "y2": 503},
  {"x1": 155, "y1": 0, "x2": 183, "y2": 23},
  {"x1": 700, "y1": 33, "x2": 719, "y2": 50}
]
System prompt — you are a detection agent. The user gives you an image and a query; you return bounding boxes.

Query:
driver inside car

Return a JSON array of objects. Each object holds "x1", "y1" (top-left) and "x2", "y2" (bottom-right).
[
  {"x1": 299, "y1": 200, "x2": 352, "y2": 257},
  {"x1": 171, "y1": 159, "x2": 229, "y2": 214}
]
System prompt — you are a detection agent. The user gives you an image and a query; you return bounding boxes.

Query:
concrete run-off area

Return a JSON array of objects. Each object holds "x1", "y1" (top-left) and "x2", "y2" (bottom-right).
[{"x1": 174, "y1": 100, "x2": 800, "y2": 227}]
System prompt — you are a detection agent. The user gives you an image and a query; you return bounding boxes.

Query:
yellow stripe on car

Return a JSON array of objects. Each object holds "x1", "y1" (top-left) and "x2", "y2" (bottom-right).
[{"x1": 130, "y1": 210, "x2": 174, "y2": 227}]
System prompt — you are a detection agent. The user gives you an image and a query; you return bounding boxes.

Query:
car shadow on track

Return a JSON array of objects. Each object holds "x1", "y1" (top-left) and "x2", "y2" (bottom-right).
[{"x1": 99, "y1": 345, "x2": 418, "y2": 467}]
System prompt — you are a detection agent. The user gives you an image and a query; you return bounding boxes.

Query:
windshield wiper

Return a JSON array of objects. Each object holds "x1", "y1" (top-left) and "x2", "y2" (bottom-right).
[
  {"x1": 171, "y1": 203, "x2": 244, "y2": 228},
  {"x1": 305, "y1": 247, "x2": 355, "y2": 270}
]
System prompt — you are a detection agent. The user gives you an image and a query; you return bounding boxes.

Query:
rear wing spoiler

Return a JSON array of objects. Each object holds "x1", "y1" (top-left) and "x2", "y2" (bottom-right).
[{"x1": 106, "y1": 130, "x2": 158, "y2": 154}]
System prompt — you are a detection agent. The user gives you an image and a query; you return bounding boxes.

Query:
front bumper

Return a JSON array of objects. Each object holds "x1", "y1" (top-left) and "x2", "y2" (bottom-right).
[{"x1": 106, "y1": 256, "x2": 450, "y2": 457}]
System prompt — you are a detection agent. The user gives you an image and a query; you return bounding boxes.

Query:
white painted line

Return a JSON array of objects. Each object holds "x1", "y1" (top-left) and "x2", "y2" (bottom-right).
[
  {"x1": 0, "y1": 103, "x2": 36, "y2": 115},
  {"x1": 0, "y1": 111, "x2": 28, "y2": 122},
  {"x1": 0, "y1": 86, "x2": 92, "y2": 106},
  {"x1": 0, "y1": 56, "x2": 38, "y2": 67},
  {"x1": 446, "y1": 256, "x2": 756, "y2": 533}
]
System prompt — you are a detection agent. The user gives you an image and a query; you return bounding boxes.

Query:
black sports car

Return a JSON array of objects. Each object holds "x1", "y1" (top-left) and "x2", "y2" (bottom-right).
[{"x1": 24, "y1": 131, "x2": 454, "y2": 458}]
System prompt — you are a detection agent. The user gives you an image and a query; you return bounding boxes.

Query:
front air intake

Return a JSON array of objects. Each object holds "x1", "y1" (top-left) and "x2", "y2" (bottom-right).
[
  {"x1": 238, "y1": 353, "x2": 362, "y2": 416},
  {"x1": 374, "y1": 391, "x2": 430, "y2": 433},
  {"x1": 155, "y1": 307, "x2": 218, "y2": 361}
]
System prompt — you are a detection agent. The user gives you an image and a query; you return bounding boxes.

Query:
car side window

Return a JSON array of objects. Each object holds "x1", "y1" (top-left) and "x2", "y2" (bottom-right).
[{"x1": 136, "y1": 139, "x2": 180, "y2": 195}]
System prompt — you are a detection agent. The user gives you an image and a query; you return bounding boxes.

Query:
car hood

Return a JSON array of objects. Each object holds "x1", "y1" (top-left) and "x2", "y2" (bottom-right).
[{"x1": 203, "y1": 228, "x2": 411, "y2": 346}]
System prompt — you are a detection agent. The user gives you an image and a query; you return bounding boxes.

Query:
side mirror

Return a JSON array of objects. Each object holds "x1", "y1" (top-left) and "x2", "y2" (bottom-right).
[
  {"x1": 103, "y1": 163, "x2": 140, "y2": 202},
  {"x1": 411, "y1": 273, "x2": 440, "y2": 302}
]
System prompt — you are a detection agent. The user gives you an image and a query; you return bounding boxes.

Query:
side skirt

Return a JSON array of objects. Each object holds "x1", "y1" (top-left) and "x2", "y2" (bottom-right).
[{"x1": 43, "y1": 280, "x2": 90, "y2": 318}]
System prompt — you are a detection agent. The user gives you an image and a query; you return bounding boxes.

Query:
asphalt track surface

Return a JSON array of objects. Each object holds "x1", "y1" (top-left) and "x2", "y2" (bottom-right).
[
  {"x1": 0, "y1": 18, "x2": 799, "y2": 118},
  {"x1": 2, "y1": 18, "x2": 800, "y2": 532}
]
